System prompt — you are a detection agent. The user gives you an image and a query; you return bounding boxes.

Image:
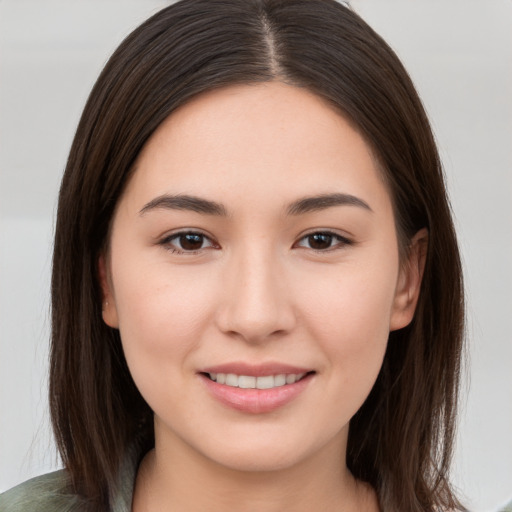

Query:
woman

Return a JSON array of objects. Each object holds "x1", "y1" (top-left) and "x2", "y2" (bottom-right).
[{"x1": 0, "y1": 0, "x2": 465, "y2": 511}]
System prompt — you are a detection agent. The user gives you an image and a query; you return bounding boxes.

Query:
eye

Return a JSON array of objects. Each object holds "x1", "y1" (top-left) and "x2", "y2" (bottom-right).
[
  {"x1": 160, "y1": 231, "x2": 217, "y2": 254},
  {"x1": 295, "y1": 231, "x2": 352, "y2": 251}
]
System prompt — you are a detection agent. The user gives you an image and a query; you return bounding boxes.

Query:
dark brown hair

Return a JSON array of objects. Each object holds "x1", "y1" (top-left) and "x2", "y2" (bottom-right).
[{"x1": 50, "y1": 0, "x2": 465, "y2": 510}]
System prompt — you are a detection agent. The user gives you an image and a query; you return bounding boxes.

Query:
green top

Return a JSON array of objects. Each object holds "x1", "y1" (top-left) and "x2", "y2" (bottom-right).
[
  {"x1": 2, "y1": 452, "x2": 512, "y2": 512},
  {"x1": 501, "y1": 501, "x2": 512, "y2": 512},
  {"x1": 0, "y1": 446, "x2": 138, "y2": 512}
]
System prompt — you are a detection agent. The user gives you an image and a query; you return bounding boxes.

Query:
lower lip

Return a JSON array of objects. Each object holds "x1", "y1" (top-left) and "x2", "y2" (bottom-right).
[{"x1": 200, "y1": 373, "x2": 314, "y2": 414}]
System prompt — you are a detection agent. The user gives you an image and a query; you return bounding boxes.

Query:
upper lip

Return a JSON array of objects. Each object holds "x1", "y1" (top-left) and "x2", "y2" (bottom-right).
[{"x1": 200, "y1": 362, "x2": 313, "y2": 377}]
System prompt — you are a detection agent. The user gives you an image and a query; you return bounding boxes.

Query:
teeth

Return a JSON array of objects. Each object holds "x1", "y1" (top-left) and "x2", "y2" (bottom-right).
[
  {"x1": 274, "y1": 374, "x2": 286, "y2": 387},
  {"x1": 208, "y1": 372, "x2": 306, "y2": 389},
  {"x1": 286, "y1": 374, "x2": 297, "y2": 384},
  {"x1": 238, "y1": 375, "x2": 256, "y2": 389},
  {"x1": 225, "y1": 374, "x2": 238, "y2": 387},
  {"x1": 256, "y1": 375, "x2": 274, "y2": 389}
]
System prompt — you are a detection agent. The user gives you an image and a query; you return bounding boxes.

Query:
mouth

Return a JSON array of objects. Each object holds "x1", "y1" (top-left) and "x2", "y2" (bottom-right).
[
  {"x1": 198, "y1": 365, "x2": 316, "y2": 414},
  {"x1": 202, "y1": 371, "x2": 312, "y2": 389}
]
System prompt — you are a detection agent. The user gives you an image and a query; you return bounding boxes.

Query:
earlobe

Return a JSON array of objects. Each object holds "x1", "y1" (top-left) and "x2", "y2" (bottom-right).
[
  {"x1": 390, "y1": 228, "x2": 428, "y2": 331},
  {"x1": 98, "y1": 254, "x2": 119, "y2": 328}
]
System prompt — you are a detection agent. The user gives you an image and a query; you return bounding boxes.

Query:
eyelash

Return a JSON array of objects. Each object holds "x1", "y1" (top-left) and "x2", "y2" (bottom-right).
[
  {"x1": 294, "y1": 231, "x2": 353, "y2": 252},
  {"x1": 158, "y1": 230, "x2": 353, "y2": 255},
  {"x1": 159, "y1": 231, "x2": 217, "y2": 254}
]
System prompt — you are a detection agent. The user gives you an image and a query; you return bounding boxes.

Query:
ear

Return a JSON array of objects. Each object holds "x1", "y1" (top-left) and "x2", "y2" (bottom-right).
[
  {"x1": 390, "y1": 228, "x2": 428, "y2": 331},
  {"x1": 98, "y1": 253, "x2": 119, "y2": 328}
]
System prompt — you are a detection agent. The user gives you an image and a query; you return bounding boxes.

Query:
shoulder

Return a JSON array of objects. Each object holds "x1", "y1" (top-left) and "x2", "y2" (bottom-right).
[
  {"x1": 499, "y1": 499, "x2": 512, "y2": 512},
  {"x1": 0, "y1": 470, "x2": 85, "y2": 512}
]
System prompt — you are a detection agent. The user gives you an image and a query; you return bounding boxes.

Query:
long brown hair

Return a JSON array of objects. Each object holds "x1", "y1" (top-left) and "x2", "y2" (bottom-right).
[{"x1": 50, "y1": 0, "x2": 465, "y2": 510}]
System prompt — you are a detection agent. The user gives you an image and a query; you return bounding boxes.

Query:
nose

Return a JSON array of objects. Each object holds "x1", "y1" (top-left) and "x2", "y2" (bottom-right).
[{"x1": 215, "y1": 246, "x2": 296, "y2": 344}]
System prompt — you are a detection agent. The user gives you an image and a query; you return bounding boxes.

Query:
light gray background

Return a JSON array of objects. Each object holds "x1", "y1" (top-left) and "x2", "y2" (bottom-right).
[{"x1": 1, "y1": 1, "x2": 511, "y2": 510}]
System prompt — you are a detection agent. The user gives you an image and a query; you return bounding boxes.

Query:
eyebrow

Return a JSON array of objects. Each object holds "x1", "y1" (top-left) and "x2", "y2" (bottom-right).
[
  {"x1": 139, "y1": 194, "x2": 227, "y2": 216},
  {"x1": 286, "y1": 193, "x2": 372, "y2": 215},
  {"x1": 139, "y1": 192, "x2": 372, "y2": 217}
]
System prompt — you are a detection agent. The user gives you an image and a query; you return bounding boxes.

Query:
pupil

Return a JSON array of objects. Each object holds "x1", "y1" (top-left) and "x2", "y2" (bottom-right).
[
  {"x1": 180, "y1": 233, "x2": 203, "y2": 250},
  {"x1": 309, "y1": 233, "x2": 332, "y2": 250}
]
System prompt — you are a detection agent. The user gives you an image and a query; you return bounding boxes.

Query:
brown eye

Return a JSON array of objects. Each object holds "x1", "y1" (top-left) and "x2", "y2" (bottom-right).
[
  {"x1": 179, "y1": 233, "x2": 205, "y2": 251},
  {"x1": 162, "y1": 231, "x2": 215, "y2": 253},
  {"x1": 308, "y1": 233, "x2": 334, "y2": 250},
  {"x1": 296, "y1": 231, "x2": 352, "y2": 251}
]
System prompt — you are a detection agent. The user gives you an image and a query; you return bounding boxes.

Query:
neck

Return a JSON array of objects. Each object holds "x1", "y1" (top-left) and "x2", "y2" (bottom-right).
[{"x1": 132, "y1": 428, "x2": 379, "y2": 512}]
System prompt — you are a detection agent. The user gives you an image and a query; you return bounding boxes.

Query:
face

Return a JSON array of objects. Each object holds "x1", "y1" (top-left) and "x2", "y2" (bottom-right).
[{"x1": 101, "y1": 82, "x2": 424, "y2": 473}]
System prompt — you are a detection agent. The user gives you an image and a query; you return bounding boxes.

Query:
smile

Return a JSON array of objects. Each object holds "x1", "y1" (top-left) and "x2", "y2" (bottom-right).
[
  {"x1": 199, "y1": 365, "x2": 315, "y2": 414},
  {"x1": 207, "y1": 372, "x2": 307, "y2": 389}
]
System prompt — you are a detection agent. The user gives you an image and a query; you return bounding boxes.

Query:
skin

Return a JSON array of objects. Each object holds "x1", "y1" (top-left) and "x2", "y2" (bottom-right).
[{"x1": 100, "y1": 82, "x2": 426, "y2": 512}]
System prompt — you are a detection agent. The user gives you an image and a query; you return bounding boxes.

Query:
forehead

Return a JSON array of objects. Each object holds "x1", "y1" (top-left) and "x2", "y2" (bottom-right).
[{"x1": 123, "y1": 81, "x2": 391, "y2": 217}]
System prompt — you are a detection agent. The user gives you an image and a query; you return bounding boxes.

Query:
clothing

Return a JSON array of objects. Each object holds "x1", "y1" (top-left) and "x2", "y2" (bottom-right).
[
  {"x1": 3, "y1": 449, "x2": 510, "y2": 512},
  {"x1": 500, "y1": 499, "x2": 512, "y2": 512},
  {"x1": 0, "y1": 446, "x2": 138, "y2": 512}
]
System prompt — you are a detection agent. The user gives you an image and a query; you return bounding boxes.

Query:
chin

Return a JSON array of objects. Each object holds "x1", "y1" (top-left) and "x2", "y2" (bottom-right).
[
  {"x1": 207, "y1": 446, "x2": 308, "y2": 473},
  {"x1": 190, "y1": 425, "x2": 344, "y2": 474}
]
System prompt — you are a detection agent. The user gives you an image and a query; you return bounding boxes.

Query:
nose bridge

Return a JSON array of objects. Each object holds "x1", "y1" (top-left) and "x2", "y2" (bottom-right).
[{"x1": 216, "y1": 240, "x2": 295, "y2": 342}]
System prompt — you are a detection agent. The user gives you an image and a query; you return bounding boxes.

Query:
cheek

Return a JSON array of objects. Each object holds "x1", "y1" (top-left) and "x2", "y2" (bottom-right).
[
  {"x1": 300, "y1": 257, "x2": 397, "y2": 337},
  {"x1": 111, "y1": 258, "x2": 219, "y2": 378},
  {"x1": 111, "y1": 260, "x2": 226, "y2": 420},
  {"x1": 294, "y1": 257, "x2": 398, "y2": 397}
]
